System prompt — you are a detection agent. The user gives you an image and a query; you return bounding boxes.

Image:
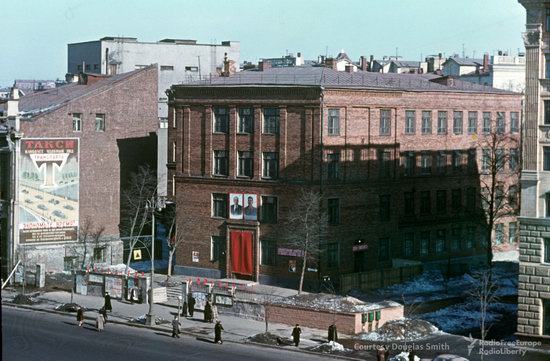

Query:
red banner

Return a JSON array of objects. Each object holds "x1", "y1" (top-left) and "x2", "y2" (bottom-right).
[{"x1": 230, "y1": 230, "x2": 253, "y2": 275}]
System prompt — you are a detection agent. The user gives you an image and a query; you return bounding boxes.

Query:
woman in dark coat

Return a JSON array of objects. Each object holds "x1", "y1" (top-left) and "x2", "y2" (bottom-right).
[
  {"x1": 214, "y1": 321, "x2": 224, "y2": 344},
  {"x1": 187, "y1": 294, "x2": 195, "y2": 317},
  {"x1": 204, "y1": 301, "x2": 213, "y2": 323},
  {"x1": 77, "y1": 307, "x2": 84, "y2": 327},
  {"x1": 291, "y1": 324, "x2": 301, "y2": 347},
  {"x1": 328, "y1": 323, "x2": 338, "y2": 342},
  {"x1": 104, "y1": 292, "x2": 112, "y2": 312}
]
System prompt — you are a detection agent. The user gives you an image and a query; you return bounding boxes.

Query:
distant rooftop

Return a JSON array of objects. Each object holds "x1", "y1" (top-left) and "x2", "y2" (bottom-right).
[
  {"x1": 72, "y1": 37, "x2": 237, "y2": 47},
  {"x1": 176, "y1": 66, "x2": 515, "y2": 94},
  {"x1": 445, "y1": 57, "x2": 483, "y2": 66}
]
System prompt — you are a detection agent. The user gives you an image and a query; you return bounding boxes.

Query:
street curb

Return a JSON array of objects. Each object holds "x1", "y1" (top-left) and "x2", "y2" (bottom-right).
[{"x1": 2, "y1": 302, "x2": 360, "y2": 360}]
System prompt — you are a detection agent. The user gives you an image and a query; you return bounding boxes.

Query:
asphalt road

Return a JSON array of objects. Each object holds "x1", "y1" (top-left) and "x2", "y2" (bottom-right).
[{"x1": 2, "y1": 307, "x2": 337, "y2": 361}]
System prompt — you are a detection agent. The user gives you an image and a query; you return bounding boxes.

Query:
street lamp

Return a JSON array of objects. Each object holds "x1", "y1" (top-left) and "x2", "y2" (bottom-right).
[
  {"x1": 177, "y1": 295, "x2": 182, "y2": 317},
  {"x1": 145, "y1": 195, "x2": 166, "y2": 326}
]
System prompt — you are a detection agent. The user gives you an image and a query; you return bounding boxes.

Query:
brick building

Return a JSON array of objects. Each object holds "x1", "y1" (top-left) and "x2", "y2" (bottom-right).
[
  {"x1": 517, "y1": 0, "x2": 550, "y2": 341},
  {"x1": 167, "y1": 67, "x2": 521, "y2": 289},
  {"x1": 0, "y1": 66, "x2": 158, "y2": 274}
]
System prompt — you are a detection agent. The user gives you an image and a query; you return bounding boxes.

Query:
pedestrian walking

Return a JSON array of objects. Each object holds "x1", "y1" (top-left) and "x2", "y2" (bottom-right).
[
  {"x1": 96, "y1": 312, "x2": 105, "y2": 332},
  {"x1": 187, "y1": 294, "x2": 195, "y2": 317},
  {"x1": 214, "y1": 320, "x2": 224, "y2": 344},
  {"x1": 129, "y1": 287, "x2": 137, "y2": 304},
  {"x1": 291, "y1": 324, "x2": 301, "y2": 347},
  {"x1": 99, "y1": 307, "x2": 108, "y2": 324},
  {"x1": 204, "y1": 300, "x2": 213, "y2": 323},
  {"x1": 181, "y1": 300, "x2": 188, "y2": 317},
  {"x1": 328, "y1": 323, "x2": 338, "y2": 342},
  {"x1": 171, "y1": 315, "x2": 181, "y2": 338},
  {"x1": 76, "y1": 307, "x2": 84, "y2": 327},
  {"x1": 377, "y1": 346, "x2": 387, "y2": 361},
  {"x1": 104, "y1": 292, "x2": 112, "y2": 312}
]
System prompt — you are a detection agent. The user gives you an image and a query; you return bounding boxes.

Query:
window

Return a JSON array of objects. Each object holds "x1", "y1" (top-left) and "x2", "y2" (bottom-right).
[
  {"x1": 547, "y1": 54, "x2": 550, "y2": 79},
  {"x1": 212, "y1": 193, "x2": 227, "y2": 218},
  {"x1": 328, "y1": 109, "x2": 340, "y2": 135},
  {"x1": 466, "y1": 226, "x2": 475, "y2": 249},
  {"x1": 213, "y1": 107, "x2": 229, "y2": 133},
  {"x1": 172, "y1": 142, "x2": 176, "y2": 162},
  {"x1": 421, "y1": 154, "x2": 432, "y2": 174},
  {"x1": 482, "y1": 148, "x2": 491, "y2": 172},
  {"x1": 261, "y1": 239, "x2": 277, "y2": 266},
  {"x1": 261, "y1": 196, "x2": 278, "y2": 223},
  {"x1": 466, "y1": 187, "x2": 476, "y2": 211},
  {"x1": 238, "y1": 151, "x2": 253, "y2": 177},
  {"x1": 378, "y1": 238, "x2": 390, "y2": 261},
  {"x1": 453, "y1": 111, "x2": 463, "y2": 134},
  {"x1": 211, "y1": 236, "x2": 226, "y2": 262},
  {"x1": 72, "y1": 113, "x2": 82, "y2": 132},
  {"x1": 403, "y1": 152, "x2": 415, "y2": 176},
  {"x1": 85, "y1": 64, "x2": 90, "y2": 71},
  {"x1": 496, "y1": 148, "x2": 505, "y2": 171},
  {"x1": 379, "y1": 195, "x2": 391, "y2": 221},
  {"x1": 509, "y1": 222, "x2": 517, "y2": 243},
  {"x1": 327, "y1": 243, "x2": 339, "y2": 267},
  {"x1": 420, "y1": 232, "x2": 430, "y2": 256},
  {"x1": 263, "y1": 108, "x2": 280, "y2": 134},
  {"x1": 93, "y1": 247, "x2": 106, "y2": 262},
  {"x1": 213, "y1": 150, "x2": 228, "y2": 176},
  {"x1": 437, "y1": 151, "x2": 447, "y2": 174},
  {"x1": 262, "y1": 152, "x2": 279, "y2": 179},
  {"x1": 508, "y1": 185, "x2": 518, "y2": 208},
  {"x1": 451, "y1": 151, "x2": 461, "y2": 171},
  {"x1": 437, "y1": 111, "x2": 447, "y2": 134},
  {"x1": 420, "y1": 191, "x2": 431, "y2": 214},
  {"x1": 482, "y1": 112, "x2": 491, "y2": 134},
  {"x1": 327, "y1": 152, "x2": 340, "y2": 180},
  {"x1": 404, "y1": 192, "x2": 415, "y2": 216},
  {"x1": 185, "y1": 66, "x2": 199, "y2": 72},
  {"x1": 545, "y1": 147, "x2": 550, "y2": 171},
  {"x1": 403, "y1": 233, "x2": 414, "y2": 257},
  {"x1": 547, "y1": 8, "x2": 550, "y2": 32},
  {"x1": 405, "y1": 110, "x2": 415, "y2": 134},
  {"x1": 481, "y1": 188, "x2": 490, "y2": 211},
  {"x1": 436, "y1": 190, "x2": 447, "y2": 214},
  {"x1": 379, "y1": 149, "x2": 391, "y2": 178},
  {"x1": 510, "y1": 112, "x2": 519, "y2": 132},
  {"x1": 380, "y1": 109, "x2": 391, "y2": 135},
  {"x1": 435, "y1": 230, "x2": 446, "y2": 253},
  {"x1": 159, "y1": 117, "x2": 168, "y2": 129},
  {"x1": 547, "y1": 193, "x2": 550, "y2": 217},
  {"x1": 468, "y1": 149, "x2": 477, "y2": 171},
  {"x1": 468, "y1": 111, "x2": 477, "y2": 134},
  {"x1": 63, "y1": 256, "x2": 77, "y2": 271},
  {"x1": 509, "y1": 149, "x2": 519, "y2": 171},
  {"x1": 94, "y1": 114, "x2": 104, "y2": 132},
  {"x1": 421, "y1": 111, "x2": 432, "y2": 134},
  {"x1": 496, "y1": 112, "x2": 505, "y2": 133},
  {"x1": 495, "y1": 224, "x2": 504, "y2": 244},
  {"x1": 451, "y1": 228, "x2": 461, "y2": 251},
  {"x1": 238, "y1": 108, "x2": 254, "y2": 133},
  {"x1": 328, "y1": 198, "x2": 340, "y2": 225},
  {"x1": 545, "y1": 238, "x2": 550, "y2": 263},
  {"x1": 160, "y1": 65, "x2": 174, "y2": 71},
  {"x1": 451, "y1": 189, "x2": 462, "y2": 212}
]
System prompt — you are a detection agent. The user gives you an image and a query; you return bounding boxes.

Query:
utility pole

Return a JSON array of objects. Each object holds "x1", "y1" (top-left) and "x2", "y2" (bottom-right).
[{"x1": 145, "y1": 195, "x2": 165, "y2": 326}]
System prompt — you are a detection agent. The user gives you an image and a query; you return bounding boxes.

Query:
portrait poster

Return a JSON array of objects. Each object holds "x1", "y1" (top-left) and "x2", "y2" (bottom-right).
[
  {"x1": 243, "y1": 194, "x2": 258, "y2": 220},
  {"x1": 288, "y1": 260, "x2": 297, "y2": 273},
  {"x1": 229, "y1": 193, "x2": 243, "y2": 219}
]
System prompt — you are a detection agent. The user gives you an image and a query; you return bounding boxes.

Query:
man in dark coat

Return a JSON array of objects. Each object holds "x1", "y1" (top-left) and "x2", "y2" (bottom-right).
[
  {"x1": 171, "y1": 315, "x2": 181, "y2": 338},
  {"x1": 187, "y1": 294, "x2": 196, "y2": 317},
  {"x1": 214, "y1": 321, "x2": 224, "y2": 344},
  {"x1": 291, "y1": 324, "x2": 301, "y2": 347},
  {"x1": 104, "y1": 292, "x2": 112, "y2": 312},
  {"x1": 204, "y1": 301, "x2": 213, "y2": 323},
  {"x1": 328, "y1": 323, "x2": 338, "y2": 342},
  {"x1": 77, "y1": 307, "x2": 84, "y2": 327},
  {"x1": 181, "y1": 301, "x2": 188, "y2": 317}
]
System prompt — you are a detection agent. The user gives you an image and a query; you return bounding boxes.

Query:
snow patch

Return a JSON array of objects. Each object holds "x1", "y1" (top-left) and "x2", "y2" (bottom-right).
[
  {"x1": 390, "y1": 351, "x2": 420, "y2": 361},
  {"x1": 311, "y1": 341, "x2": 348, "y2": 353},
  {"x1": 358, "y1": 318, "x2": 439, "y2": 342}
]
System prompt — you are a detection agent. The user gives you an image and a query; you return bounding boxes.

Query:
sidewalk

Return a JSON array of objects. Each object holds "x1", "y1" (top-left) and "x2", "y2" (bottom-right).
[{"x1": 1, "y1": 287, "x2": 354, "y2": 359}]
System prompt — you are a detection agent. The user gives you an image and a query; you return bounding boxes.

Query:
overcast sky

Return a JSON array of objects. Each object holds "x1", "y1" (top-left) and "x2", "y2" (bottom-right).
[{"x1": 2, "y1": 0, "x2": 526, "y2": 86}]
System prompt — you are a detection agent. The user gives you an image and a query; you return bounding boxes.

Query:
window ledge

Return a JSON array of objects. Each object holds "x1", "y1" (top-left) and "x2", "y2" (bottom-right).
[
  {"x1": 237, "y1": 132, "x2": 253, "y2": 135},
  {"x1": 212, "y1": 174, "x2": 229, "y2": 178}
]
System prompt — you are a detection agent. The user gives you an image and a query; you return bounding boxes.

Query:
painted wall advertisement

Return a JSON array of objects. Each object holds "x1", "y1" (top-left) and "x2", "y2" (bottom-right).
[{"x1": 19, "y1": 138, "x2": 79, "y2": 243}]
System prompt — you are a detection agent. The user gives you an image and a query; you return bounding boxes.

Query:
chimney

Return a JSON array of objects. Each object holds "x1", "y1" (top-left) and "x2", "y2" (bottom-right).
[
  {"x1": 325, "y1": 57, "x2": 337, "y2": 70},
  {"x1": 483, "y1": 53, "x2": 490, "y2": 73},
  {"x1": 359, "y1": 56, "x2": 368, "y2": 71},
  {"x1": 259, "y1": 60, "x2": 271, "y2": 72},
  {"x1": 345, "y1": 64, "x2": 354, "y2": 73},
  {"x1": 78, "y1": 73, "x2": 88, "y2": 85}
]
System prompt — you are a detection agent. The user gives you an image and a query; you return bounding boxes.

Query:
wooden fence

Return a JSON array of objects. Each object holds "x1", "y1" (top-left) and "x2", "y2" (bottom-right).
[{"x1": 339, "y1": 265, "x2": 422, "y2": 292}]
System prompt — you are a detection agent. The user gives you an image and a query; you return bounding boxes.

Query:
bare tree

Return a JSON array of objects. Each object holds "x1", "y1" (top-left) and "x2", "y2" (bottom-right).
[
  {"x1": 285, "y1": 189, "x2": 328, "y2": 294},
  {"x1": 257, "y1": 288, "x2": 284, "y2": 334},
  {"x1": 467, "y1": 269, "x2": 499, "y2": 360},
  {"x1": 478, "y1": 130, "x2": 520, "y2": 270},
  {"x1": 120, "y1": 165, "x2": 157, "y2": 276},
  {"x1": 66, "y1": 217, "x2": 105, "y2": 271},
  {"x1": 164, "y1": 206, "x2": 188, "y2": 278}
]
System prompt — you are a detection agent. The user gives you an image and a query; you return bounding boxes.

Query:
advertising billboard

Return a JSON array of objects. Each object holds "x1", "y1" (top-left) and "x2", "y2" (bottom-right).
[{"x1": 19, "y1": 138, "x2": 79, "y2": 243}]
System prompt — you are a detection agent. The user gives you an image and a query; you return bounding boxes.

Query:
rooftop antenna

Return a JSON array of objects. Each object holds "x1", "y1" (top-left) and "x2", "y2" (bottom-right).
[
  {"x1": 395, "y1": 47, "x2": 398, "y2": 58},
  {"x1": 473, "y1": 50, "x2": 476, "y2": 59},
  {"x1": 325, "y1": 46, "x2": 328, "y2": 57},
  {"x1": 462, "y1": 43, "x2": 465, "y2": 58}
]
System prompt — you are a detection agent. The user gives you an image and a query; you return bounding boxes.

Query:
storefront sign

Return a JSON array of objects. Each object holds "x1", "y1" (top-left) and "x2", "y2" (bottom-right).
[{"x1": 278, "y1": 247, "x2": 305, "y2": 257}]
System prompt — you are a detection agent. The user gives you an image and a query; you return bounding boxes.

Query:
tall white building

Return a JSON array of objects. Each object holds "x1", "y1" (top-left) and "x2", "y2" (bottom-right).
[{"x1": 67, "y1": 37, "x2": 240, "y2": 195}]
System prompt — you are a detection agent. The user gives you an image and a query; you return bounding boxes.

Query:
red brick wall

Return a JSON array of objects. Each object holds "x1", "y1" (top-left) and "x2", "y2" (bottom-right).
[{"x1": 20, "y1": 67, "x2": 158, "y2": 237}]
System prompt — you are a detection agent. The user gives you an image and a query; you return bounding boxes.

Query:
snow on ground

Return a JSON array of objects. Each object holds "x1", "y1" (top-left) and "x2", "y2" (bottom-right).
[
  {"x1": 357, "y1": 318, "x2": 439, "y2": 342},
  {"x1": 389, "y1": 352, "x2": 420, "y2": 361},
  {"x1": 311, "y1": 341, "x2": 349, "y2": 353},
  {"x1": 419, "y1": 302, "x2": 517, "y2": 333},
  {"x1": 274, "y1": 293, "x2": 401, "y2": 313},
  {"x1": 493, "y1": 250, "x2": 519, "y2": 262}
]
